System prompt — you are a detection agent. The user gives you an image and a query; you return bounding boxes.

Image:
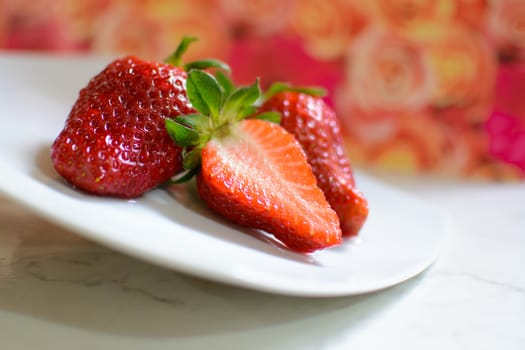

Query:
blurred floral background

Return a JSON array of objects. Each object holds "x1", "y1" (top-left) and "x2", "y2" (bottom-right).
[{"x1": 1, "y1": 0, "x2": 524, "y2": 181}]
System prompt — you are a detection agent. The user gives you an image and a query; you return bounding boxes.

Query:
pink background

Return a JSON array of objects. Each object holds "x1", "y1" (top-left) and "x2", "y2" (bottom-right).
[{"x1": 2, "y1": 0, "x2": 524, "y2": 180}]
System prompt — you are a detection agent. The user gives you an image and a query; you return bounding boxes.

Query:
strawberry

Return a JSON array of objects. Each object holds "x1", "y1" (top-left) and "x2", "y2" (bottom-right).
[
  {"x1": 51, "y1": 37, "x2": 228, "y2": 198},
  {"x1": 259, "y1": 84, "x2": 369, "y2": 237},
  {"x1": 166, "y1": 71, "x2": 342, "y2": 252}
]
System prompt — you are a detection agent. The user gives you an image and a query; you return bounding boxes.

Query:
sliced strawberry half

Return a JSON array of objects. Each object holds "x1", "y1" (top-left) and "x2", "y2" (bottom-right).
[
  {"x1": 259, "y1": 83, "x2": 369, "y2": 237},
  {"x1": 197, "y1": 119, "x2": 342, "y2": 252},
  {"x1": 166, "y1": 71, "x2": 342, "y2": 252}
]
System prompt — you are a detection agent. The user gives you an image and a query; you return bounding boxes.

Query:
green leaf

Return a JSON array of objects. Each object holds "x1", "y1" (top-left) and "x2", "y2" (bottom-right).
[
  {"x1": 223, "y1": 79, "x2": 261, "y2": 119},
  {"x1": 165, "y1": 118, "x2": 200, "y2": 147},
  {"x1": 175, "y1": 114, "x2": 210, "y2": 131},
  {"x1": 186, "y1": 70, "x2": 223, "y2": 117},
  {"x1": 164, "y1": 36, "x2": 198, "y2": 67},
  {"x1": 256, "y1": 111, "x2": 281, "y2": 124},
  {"x1": 264, "y1": 82, "x2": 291, "y2": 99},
  {"x1": 293, "y1": 86, "x2": 327, "y2": 97},
  {"x1": 238, "y1": 106, "x2": 256, "y2": 120},
  {"x1": 170, "y1": 167, "x2": 200, "y2": 184},
  {"x1": 215, "y1": 71, "x2": 235, "y2": 97},
  {"x1": 184, "y1": 59, "x2": 231, "y2": 73},
  {"x1": 182, "y1": 146, "x2": 203, "y2": 170},
  {"x1": 264, "y1": 82, "x2": 327, "y2": 100}
]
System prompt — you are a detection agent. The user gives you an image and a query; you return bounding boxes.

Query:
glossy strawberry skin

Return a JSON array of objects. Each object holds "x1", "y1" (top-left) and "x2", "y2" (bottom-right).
[
  {"x1": 51, "y1": 56, "x2": 195, "y2": 198},
  {"x1": 260, "y1": 92, "x2": 369, "y2": 236},
  {"x1": 196, "y1": 119, "x2": 342, "y2": 253}
]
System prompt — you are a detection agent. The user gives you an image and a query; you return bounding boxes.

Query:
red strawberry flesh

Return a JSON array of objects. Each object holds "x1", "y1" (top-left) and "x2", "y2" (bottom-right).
[
  {"x1": 260, "y1": 92, "x2": 369, "y2": 236},
  {"x1": 196, "y1": 119, "x2": 342, "y2": 253}
]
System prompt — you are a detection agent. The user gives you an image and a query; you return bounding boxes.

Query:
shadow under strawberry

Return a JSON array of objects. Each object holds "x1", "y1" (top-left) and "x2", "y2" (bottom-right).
[
  {"x1": 37, "y1": 142, "x2": 319, "y2": 264},
  {"x1": 150, "y1": 181, "x2": 321, "y2": 266}
]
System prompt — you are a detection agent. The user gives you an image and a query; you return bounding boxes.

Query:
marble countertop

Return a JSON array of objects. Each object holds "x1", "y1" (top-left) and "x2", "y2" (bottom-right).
[{"x1": 0, "y1": 178, "x2": 523, "y2": 350}]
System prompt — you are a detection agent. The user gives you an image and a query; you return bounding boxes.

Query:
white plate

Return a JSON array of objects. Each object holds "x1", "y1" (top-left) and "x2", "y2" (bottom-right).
[{"x1": 0, "y1": 53, "x2": 447, "y2": 297}]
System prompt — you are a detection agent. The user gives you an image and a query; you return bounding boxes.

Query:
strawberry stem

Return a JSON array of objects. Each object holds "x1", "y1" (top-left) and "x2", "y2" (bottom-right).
[
  {"x1": 164, "y1": 36, "x2": 197, "y2": 67},
  {"x1": 164, "y1": 36, "x2": 230, "y2": 72}
]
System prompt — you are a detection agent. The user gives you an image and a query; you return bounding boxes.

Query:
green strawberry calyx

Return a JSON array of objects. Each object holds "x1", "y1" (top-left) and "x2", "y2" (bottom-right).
[
  {"x1": 165, "y1": 70, "x2": 280, "y2": 183},
  {"x1": 164, "y1": 36, "x2": 230, "y2": 73},
  {"x1": 262, "y1": 82, "x2": 327, "y2": 102}
]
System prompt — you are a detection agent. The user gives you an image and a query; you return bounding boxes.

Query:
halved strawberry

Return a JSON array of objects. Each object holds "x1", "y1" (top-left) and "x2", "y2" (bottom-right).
[
  {"x1": 166, "y1": 72, "x2": 342, "y2": 252},
  {"x1": 259, "y1": 84, "x2": 369, "y2": 237}
]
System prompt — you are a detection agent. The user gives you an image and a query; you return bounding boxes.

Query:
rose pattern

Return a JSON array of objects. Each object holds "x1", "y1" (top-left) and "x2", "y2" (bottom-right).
[
  {"x1": 423, "y1": 26, "x2": 496, "y2": 110},
  {"x1": 228, "y1": 35, "x2": 344, "y2": 105},
  {"x1": 288, "y1": 0, "x2": 367, "y2": 60},
  {"x1": 340, "y1": 29, "x2": 434, "y2": 114},
  {"x1": 1, "y1": 0, "x2": 523, "y2": 180},
  {"x1": 489, "y1": 0, "x2": 525, "y2": 62},
  {"x1": 217, "y1": 0, "x2": 294, "y2": 37}
]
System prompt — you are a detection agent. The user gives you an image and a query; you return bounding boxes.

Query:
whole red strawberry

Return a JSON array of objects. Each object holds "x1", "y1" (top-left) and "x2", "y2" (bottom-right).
[
  {"x1": 259, "y1": 86, "x2": 369, "y2": 237},
  {"x1": 51, "y1": 37, "x2": 227, "y2": 198},
  {"x1": 166, "y1": 72, "x2": 342, "y2": 252}
]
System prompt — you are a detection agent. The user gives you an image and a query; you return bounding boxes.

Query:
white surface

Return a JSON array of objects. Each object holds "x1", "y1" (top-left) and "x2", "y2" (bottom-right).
[
  {"x1": 0, "y1": 53, "x2": 524, "y2": 350},
  {"x1": 0, "y1": 53, "x2": 446, "y2": 297},
  {"x1": 0, "y1": 172, "x2": 523, "y2": 350}
]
